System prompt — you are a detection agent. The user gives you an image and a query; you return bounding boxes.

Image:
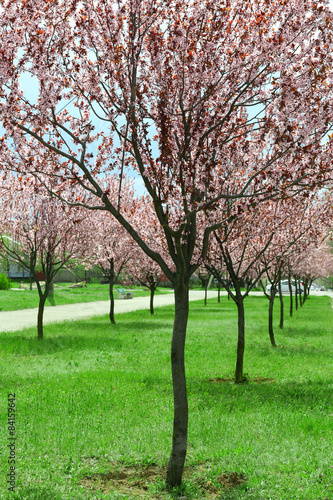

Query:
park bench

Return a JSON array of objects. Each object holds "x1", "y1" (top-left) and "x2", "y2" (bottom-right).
[{"x1": 117, "y1": 288, "x2": 133, "y2": 299}]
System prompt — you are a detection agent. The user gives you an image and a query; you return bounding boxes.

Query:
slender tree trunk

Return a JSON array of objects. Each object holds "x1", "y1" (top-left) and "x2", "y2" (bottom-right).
[
  {"x1": 109, "y1": 259, "x2": 115, "y2": 324},
  {"x1": 166, "y1": 281, "x2": 189, "y2": 488},
  {"x1": 307, "y1": 279, "x2": 312, "y2": 299},
  {"x1": 37, "y1": 294, "x2": 46, "y2": 340},
  {"x1": 150, "y1": 286, "x2": 155, "y2": 315},
  {"x1": 279, "y1": 282, "x2": 284, "y2": 329},
  {"x1": 235, "y1": 295, "x2": 245, "y2": 383},
  {"x1": 109, "y1": 279, "x2": 115, "y2": 324},
  {"x1": 268, "y1": 290, "x2": 277, "y2": 347},
  {"x1": 288, "y1": 276, "x2": 293, "y2": 317},
  {"x1": 48, "y1": 271, "x2": 55, "y2": 306},
  {"x1": 303, "y1": 279, "x2": 309, "y2": 304},
  {"x1": 6, "y1": 261, "x2": 10, "y2": 290},
  {"x1": 204, "y1": 282, "x2": 208, "y2": 305},
  {"x1": 218, "y1": 283, "x2": 221, "y2": 303},
  {"x1": 295, "y1": 280, "x2": 298, "y2": 311},
  {"x1": 297, "y1": 279, "x2": 303, "y2": 308}
]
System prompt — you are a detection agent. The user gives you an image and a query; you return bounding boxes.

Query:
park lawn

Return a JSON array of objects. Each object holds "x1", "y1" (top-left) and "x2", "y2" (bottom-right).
[
  {"x1": 0, "y1": 284, "x2": 171, "y2": 312},
  {"x1": 0, "y1": 295, "x2": 332, "y2": 499}
]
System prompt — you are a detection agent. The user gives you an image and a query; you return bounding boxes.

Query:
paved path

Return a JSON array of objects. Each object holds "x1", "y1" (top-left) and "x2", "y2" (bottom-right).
[
  {"x1": 1, "y1": 289, "x2": 332, "y2": 333},
  {"x1": 0, "y1": 290, "x2": 219, "y2": 333}
]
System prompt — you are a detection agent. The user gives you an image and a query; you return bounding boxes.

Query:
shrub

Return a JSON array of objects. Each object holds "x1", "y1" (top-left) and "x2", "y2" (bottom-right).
[{"x1": 0, "y1": 273, "x2": 9, "y2": 290}]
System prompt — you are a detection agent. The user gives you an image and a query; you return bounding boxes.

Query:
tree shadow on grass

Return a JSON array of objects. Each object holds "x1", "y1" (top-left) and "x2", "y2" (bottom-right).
[
  {"x1": 0, "y1": 320, "x2": 170, "y2": 357},
  {"x1": 279, "y1": 325, "x2": 328, "y2": 338},
  {"x1": 188, "y1": 377, "x2": 333, "y2": 414},
  {"x1": 252, "y1": 341, "x2": 332, "y2": 358},
  {"x1": 191, "y1": 306, "x2": 231, "y2": 314}
]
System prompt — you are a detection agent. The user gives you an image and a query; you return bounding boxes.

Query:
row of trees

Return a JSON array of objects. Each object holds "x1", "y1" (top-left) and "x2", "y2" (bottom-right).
[
  {"x1": 1, "y1": 174, "x2": 332, "y2": 363},
  {"x1": 1, "y1": 0, "x2": 333, "y2": 486},
  {"x1": 0, "y1": 174, "x2": 171, "y2": 336}
]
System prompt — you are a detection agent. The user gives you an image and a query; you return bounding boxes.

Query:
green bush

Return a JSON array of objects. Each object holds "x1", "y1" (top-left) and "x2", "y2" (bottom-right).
[{"x1": 0, "y1": 273, "x2": 9, "y2": 290}]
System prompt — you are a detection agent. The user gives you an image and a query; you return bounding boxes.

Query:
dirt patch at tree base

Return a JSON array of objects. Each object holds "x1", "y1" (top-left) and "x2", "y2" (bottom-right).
[
  {"x1": 209, "y1": 376, "x2": 275, "y2": 384},
  {"x1": 80, "y1": 463, "x2": 247, "y2": 499}
]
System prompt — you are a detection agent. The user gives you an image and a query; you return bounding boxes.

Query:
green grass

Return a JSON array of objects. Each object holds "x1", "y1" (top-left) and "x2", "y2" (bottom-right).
[
  {"x1": 0, "y1": 284, "x2": 171, "y2": 312},
  {"x1": 0, "y1": 295, "x2": 332, "y2": 499}
]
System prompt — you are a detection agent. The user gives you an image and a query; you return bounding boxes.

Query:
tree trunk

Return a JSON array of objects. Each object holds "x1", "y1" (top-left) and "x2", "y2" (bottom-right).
[
  {"x1": 295, "y1": 279, "x2": 298, "y2": 311},
  {"x1": 268, "y1": 290, "x2": 277, "y2": 347},
  {"x1": 150, "y1": 286, "x2": 155, "y2": 315},
  {"x1": 109, "y1": 259, "x2": 115, "y2": 324},
  {"x1": 288, "y1": 276, "x2": 293, "y2": 317},
  {"x1": 279, "y1": 282, "x2": 284, "y2": 329},
  {"x1": 166, "y1": 281, "x2": 189, "y2": 487},
  {"x1": 204, "y1": 281, "x2": 208, "y2": 305},
  {"x1": 218, "y1": 283, "x2": 221, "y2": 303},
  {"x1": 303, "y1": 279, "x2": 309, "y2": 304},
  {"x1": 235, "y1": 296, "x2": 245, "y2": 383},
  {"x1": 48, "y1": 273, "x2": 55, "y2": 306},
  {"x1": 296, "y1": 280, "x2": 303, "y2": 307},
  {"x1": 109, "y1": 279, "x2": 115, "y2": 324},
  {"x1": 37, "y1": 294, "x2": 46, "y2": 340}
]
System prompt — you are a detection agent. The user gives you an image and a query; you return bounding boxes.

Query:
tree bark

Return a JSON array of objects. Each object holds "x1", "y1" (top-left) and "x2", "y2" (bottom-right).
[
  {"x1": 298, "y1": 279, "x2": 303, "y2": 307},
  {"x1": 295, "y1": 279, "x2": 298, "y2": 311},
  {"x1": 303, "y1": 279, "x2": 309, "y2": 304},
  {"x1": 37, "y1": 294, "x2": 46, "y2": 340},
  {"x1": 109, "y1": 258, "x2": 115, "y2": 324},
  {"x1": 279, "y1": 281, "x2": 284, "y2": 329},
  {"x1": 235, "y1": 297, "x2": 245, "y2": 383},
  {"x1": 150, "y1": 286, "x2": 155, "y2": 315},
  {"x1": 109, "y1": 280, "x2": 115, "y2": 324},
  {"x1": 166, "y1": 281, "x2": 189, "y2": 487},
  {"x1": 268, "y1": 290, "x2": 277, "y2": 347},
  {"x1": 48, "y1": 272, "x2": 55, "y2": 306},
  {"x1": 218, "y1": 282, "x2": 221, "y2": 303},
  {"x1": 288, "y1": 276, "x2": 293, "y2": 317}
]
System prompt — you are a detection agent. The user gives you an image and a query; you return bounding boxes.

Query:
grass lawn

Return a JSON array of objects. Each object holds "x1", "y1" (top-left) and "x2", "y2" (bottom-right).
[
  {"x1": 0, "y1": 284, "x2": 171, "y2": 312},
  {"x1": 0, "y1": 295, "x2": 332, "y2": 499}
]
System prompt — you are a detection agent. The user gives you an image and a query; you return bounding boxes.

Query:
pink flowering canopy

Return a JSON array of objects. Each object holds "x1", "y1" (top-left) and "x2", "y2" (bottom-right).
[
  {"x1": 0, "y1": 173, "x2": 92, "y2": 273},
  {"x1": 0, "y1": 0, "x2": 333, "y2": 273}
]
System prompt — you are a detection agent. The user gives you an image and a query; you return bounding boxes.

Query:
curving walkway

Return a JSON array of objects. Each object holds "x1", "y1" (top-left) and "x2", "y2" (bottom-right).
[
  {"x1": 1, "y1": 289, "x2": 332, "y2": 333},
  {"x1": 0, "y1": 290, "x2": 219, "y2": 333}
]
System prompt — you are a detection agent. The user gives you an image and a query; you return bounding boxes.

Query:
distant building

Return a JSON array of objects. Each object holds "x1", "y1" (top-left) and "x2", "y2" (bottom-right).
[{"x1": 0, "y1": 261, "x2": 31, "y2": 279}]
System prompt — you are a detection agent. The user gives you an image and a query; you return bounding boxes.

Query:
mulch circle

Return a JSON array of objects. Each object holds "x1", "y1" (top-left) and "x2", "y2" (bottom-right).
[{"x1": 80, "y1": 463, "x2": 247, "y2": 499}]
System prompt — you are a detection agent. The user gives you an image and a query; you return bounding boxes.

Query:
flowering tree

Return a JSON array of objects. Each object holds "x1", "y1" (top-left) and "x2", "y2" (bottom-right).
[
  {"x1": 0, "y1": 175, "x2": 90, "y2": 339},
  {"x1": 205, "y1": 200, "x2": 286, "y2": 381},
  {"x1": 128, "y1": 250, "x2": 162, "y2": 315},
  {"x1": 297, "y1": 240, "x2": 333, "y2": 299},
  {"x1": 89, "y1": 212, "x2": 135, "y2": 323},
  {"x1": 1, "y1": 0, "x2": 333, "y2": 485},
  {"x1": 127, "y1": 200, "x2": 173, "y2": 314},
  {"x1": 258, "y1": 194, "x2": 332, "y2": 342},
  {"x1": 85, "y1": 179, "x2": 139, "y2": 323}
]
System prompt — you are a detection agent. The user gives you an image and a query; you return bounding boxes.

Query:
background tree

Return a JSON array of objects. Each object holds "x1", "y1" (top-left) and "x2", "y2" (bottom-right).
[
  {"x1": 128, "y1": 250, "x2": 162, "y2": 315},
  {"x1": 259, "y1": 195, "x2": 332, "y2": 341},
  {"x1": 205, "y1": 200, "x2": 284, "y2": 381},
  {"x1": 0, "y1": 175, "x2": 90, "y2": 339},
  {"x1": 86, "y1": 178, "x2": 139, "y2": 324}
]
